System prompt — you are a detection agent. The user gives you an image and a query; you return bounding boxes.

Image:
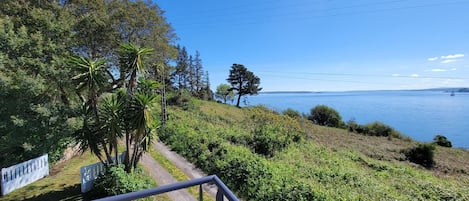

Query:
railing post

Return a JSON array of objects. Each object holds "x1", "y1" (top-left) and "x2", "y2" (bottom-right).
[
  {"x1": 93, "y1": 175, "x2": 239, "y2": 201},
  {"x1": 216, "y1": 189, "x2": 223, "y2": 201},
  {"x1": 199, "y1": 184, "x2": 203, "y2": 201}
]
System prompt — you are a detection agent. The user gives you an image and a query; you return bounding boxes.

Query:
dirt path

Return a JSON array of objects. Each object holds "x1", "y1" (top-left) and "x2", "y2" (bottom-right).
[
  {"x1": 152, "y1": 141, "x2": 218, "y2": 198},
  {"x1": 140, "y1": 154, "x2": 197, "y2": 201}
]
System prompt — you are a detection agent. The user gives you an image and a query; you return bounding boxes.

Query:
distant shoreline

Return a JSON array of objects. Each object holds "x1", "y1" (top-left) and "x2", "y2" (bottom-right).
[{"x1": 260, "y1": 87, "x2": 469, "y2": 94}]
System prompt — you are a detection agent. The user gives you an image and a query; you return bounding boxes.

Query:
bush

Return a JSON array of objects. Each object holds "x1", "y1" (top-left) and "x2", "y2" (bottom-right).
[
  {"x1": 433, "y1": 135, "x2": 452, "y2": 147},
  {"x1": 347, "y1": 120, "x2": 403, "y2": 139},
  {"x1": 248, "y1": 124, "x2": 299, "y2": 157},
  {"x1": 404, "y1": 143, "x2": 435, "y2": 168},
  {"x1": 347, "y1": 119, "x2": 361, "y2": 132},
  {"x1": 308, "y1": 105, "x2": 344, "y2": 128},
  {"x1": 282, "y1": 108, "x2": 301, "y2": 118},
  {"x1": 363, "y1": 122, "x2": 403, "y2": 138},
  {"x1": 92, "y1": 165, "x2": 153, "y2": 198}
]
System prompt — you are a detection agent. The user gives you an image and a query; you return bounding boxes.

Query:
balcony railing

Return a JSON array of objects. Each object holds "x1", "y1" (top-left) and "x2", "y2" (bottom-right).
[{"x1": 93, "y1": 175, "x2": 239, "y2": 201}]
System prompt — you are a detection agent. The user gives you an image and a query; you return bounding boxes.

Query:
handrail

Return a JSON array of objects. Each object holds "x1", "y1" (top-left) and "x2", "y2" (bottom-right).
[{"x1": 93, "y1": 175, "x2": 239, "y2": 201}]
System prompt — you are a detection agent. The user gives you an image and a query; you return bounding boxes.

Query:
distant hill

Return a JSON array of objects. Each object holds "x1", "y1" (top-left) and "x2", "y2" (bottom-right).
[{"x1": 261, "y1": 87, "x2": 469, "y2": 94}]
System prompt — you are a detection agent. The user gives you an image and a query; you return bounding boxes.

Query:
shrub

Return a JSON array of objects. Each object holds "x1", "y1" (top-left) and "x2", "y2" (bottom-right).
[
  {"x1": 308, "y1": 105, "x2": 344, "y2": 128},
  {"x1": 347, "y1": 119, "x2": 361, "y2": 132},
  {"x1": 92, "y1": 165, "x2": 153, "y2": 197},
  {"x1": 282, "y1": 108, "x2": 301, "y2": 118},
  {"x1": 433, "y1": 135, "x2": 452, "y2": 147},
  {"x1": 248, "y1": 124, "x2": 297, "y2": 157},
  {"x1": 363, "y1": 121, "x2": 403, "y2": 138},
  {"x1": 404, "y1": 143, "x2": 435, "y2": 168},
  {"x1": 348, "y1": 120, "x2": 403, "y2": 139},
  {"x1": 214, "y1": 145, "x2": 273, "y2": 199}
]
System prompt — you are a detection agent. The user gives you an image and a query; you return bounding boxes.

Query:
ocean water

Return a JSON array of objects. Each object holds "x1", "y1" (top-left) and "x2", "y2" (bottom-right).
[{"x1": 243, "y1": 90, "x2": 469, "y2": 148}]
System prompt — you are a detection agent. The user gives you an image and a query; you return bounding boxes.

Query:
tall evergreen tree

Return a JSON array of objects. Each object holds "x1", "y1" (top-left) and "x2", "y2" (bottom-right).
[
  {"x1": 226, "y1": 64, "x2": 262, "y2": 107},
  {"x1": 201, "y1": 71, "x2": 213, "y2": 101},
  {"x1": 172, "y1": 45, "x2": 189, "y2": 90},
  {"x1": 188, "y1": 55, "x2": 195, "y2": 93},
  {"x1": 193, "y1": 51, "x2": 204, "y2": 94}
]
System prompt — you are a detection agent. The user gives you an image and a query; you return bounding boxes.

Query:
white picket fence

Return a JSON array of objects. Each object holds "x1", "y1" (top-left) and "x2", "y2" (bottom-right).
[
  {"x1": 1, "y1": 154, "x2": 49, "y2": 196},
  {"x1": 80, "y1": 153, "x2": 125, "y2": 193}
]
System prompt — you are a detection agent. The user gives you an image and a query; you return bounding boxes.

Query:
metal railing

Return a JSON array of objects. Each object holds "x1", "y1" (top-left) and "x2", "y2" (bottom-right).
[{"x1": 93, "y1": 175, "x2": 239, "y2": 201}]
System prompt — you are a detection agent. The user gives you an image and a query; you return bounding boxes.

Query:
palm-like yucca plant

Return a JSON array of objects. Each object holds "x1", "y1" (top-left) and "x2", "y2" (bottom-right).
[
  {"x1": 118, "y1": 43, "x2": 155, "y2": 171},
  {"x1": 70, "y1": 56, "x2": 108, "y2": 117},
  {"x1": 118, "y1": 43, "x2": 154, "y2": 93},
  {"x1": 70, "y1": 56, "x2": 114, "y2": 164},
  {"x1": 125, "y1": 91, "x2": 158, "y2": 170},
  {"x1": 99, "y1": 90, "x2": 126, "y2": 164},
  {"x1": 137, "y1": 77, "x2": 161, "y2": 94}
]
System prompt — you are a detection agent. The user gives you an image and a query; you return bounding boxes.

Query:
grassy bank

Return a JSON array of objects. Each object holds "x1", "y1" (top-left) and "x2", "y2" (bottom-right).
[
  {"x1": 0, "y1": 151, "x2": 171, "y2": 201},
  {"x1": 159, "y1": 99, "x2": 469, "y2": 200},
  {"x1": 0, "y1": 152, "x2": 95, "y2": 201}
]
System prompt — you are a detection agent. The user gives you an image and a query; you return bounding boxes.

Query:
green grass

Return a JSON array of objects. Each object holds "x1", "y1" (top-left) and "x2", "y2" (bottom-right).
[{"x1": 0, "y1": 152, "x2": 96, "y2": 201}]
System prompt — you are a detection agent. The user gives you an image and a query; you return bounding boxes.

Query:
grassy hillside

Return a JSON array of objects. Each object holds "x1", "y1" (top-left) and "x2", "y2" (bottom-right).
[{"x1": 159, "y1": 99, "x2": 469, "y2": 200}]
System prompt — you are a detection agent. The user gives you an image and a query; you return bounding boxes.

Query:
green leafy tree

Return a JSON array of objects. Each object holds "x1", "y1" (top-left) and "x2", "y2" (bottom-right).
[
  {"x1": 215, "y1": 84, "x2": 234, "y2": 103},
  {"x1": 308, "y1": 105, "x2": 344, "y2": 128},
  {"x1": 226, "y1": 64, "x2": 262, "y2": 107},
  {"x1": 0, "y1": 1, "x2": 77, "y2": 166},
  {"x1": 69, "y1": 0, "x2": 117, "y2": 59}
]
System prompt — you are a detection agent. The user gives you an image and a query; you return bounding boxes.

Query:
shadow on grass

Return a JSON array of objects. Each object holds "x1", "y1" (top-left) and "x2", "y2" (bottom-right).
[{"x1": 24, "y1": 184, "x2": 85, "y2": 201}]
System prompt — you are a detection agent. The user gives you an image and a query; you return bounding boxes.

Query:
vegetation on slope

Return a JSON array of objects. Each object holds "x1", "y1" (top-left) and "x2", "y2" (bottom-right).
[{"x1": 159, "y1": 99, "x2": 469, "y2": 200}]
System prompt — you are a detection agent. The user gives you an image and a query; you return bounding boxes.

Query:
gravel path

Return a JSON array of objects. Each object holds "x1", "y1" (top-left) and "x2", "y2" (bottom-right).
[
  {"x1": 152, "y1": 141, "x2": 218, "y2": 198},
  {"x1": 140, "y1": 154, "x2": 197, "y2": 201}
]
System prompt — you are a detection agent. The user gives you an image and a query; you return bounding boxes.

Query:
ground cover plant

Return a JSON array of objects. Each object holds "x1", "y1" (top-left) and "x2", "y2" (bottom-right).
[{"x1": 159, "y1": 99, "x2": 469, "y2": 200}]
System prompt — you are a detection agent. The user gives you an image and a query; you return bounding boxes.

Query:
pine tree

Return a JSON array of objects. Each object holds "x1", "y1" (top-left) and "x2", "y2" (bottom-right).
[
  {"x1": 226, "y1": 64, "x2": 262, "y2": 107},
  {"x1": 172, "y1": 45, "x2": 189, "y2": 90},
  {"x1": 194, "y1": 51, "x2": 204, "y2": 93}
]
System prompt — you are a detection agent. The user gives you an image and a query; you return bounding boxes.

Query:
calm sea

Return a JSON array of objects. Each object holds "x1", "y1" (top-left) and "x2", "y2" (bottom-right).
[{"x1": 244, "y1": 90, "x2": 469, "y2": 149}]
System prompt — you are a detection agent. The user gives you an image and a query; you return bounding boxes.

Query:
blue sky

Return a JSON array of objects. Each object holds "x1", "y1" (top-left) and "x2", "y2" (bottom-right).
[{"x1": 158, "y1": 0, "x2": 469, "y2": 92}]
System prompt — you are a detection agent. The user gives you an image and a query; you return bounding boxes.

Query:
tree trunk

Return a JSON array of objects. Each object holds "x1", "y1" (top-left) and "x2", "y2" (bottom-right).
[
  {"x1": 236, "y1": 94, "x2": 242, "y2": 107},
  {"x1": 161, "y1": 73, "x2": 167, "y2": 124},
  {"x1": 114, "y1": 140, "x2": 119, "y2": 165},
  {"x1": 124, "y1": 132, "x2": 131, "y2": 172}
]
